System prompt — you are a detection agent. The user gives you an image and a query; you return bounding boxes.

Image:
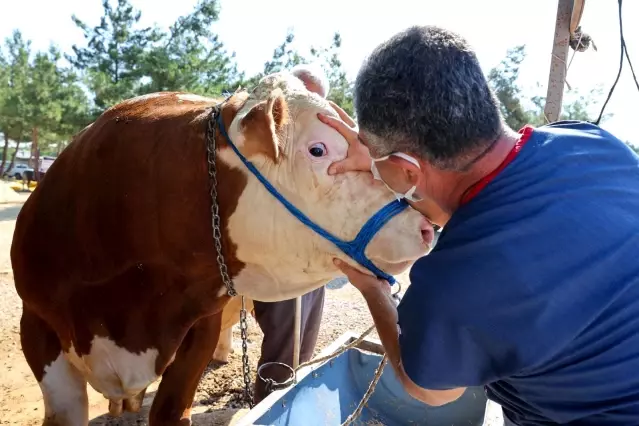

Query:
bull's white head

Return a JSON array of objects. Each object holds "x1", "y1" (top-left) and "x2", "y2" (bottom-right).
[{"x1": 220, "y1": 68, "x2": 432, "y2": 301}]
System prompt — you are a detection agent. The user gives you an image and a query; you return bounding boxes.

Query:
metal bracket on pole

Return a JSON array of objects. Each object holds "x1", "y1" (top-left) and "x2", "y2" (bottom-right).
[
  {"x1": 293, "y1": 296, "x2": 302, "y2": 369},
  {"x1": 544, "y1": 0, "x2": 574, "y2": 123}
]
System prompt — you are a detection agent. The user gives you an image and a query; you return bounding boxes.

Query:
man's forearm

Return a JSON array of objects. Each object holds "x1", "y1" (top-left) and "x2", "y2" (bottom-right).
[
  {"x1": 359, "y1": 286, "x2": 403, "y2": 373},
  {"x1": 359, "y1": 286, "x2": 466, "y2": 406}
]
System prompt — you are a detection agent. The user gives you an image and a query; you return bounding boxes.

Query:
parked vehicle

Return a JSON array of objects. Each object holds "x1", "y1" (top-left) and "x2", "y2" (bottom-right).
[
  {"x1": 3, "y1": 163, "x2": 34, "y2": 180},
  {"x1": 39, "y1": 156, "x2": 56, "y2": 174}
]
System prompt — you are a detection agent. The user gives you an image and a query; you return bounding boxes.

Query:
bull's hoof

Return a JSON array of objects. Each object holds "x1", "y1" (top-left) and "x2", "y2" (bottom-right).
[
  {"x1": 211, "y1": 346, "x2": 234, "y2": 364},
  {"x1": 42, "y1": 416, "x2": 67, "y2": 426}
]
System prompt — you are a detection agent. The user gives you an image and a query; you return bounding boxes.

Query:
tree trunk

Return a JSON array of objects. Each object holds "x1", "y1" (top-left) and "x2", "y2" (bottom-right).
[
  {"x1": 0, "y1": 132, "x2": 9, "y2": 176},
  {"x1": 33, "y1": 127, "x2": 40, "y2": 182},
  {"x1": 6, "y1": 140, "x2": 20, "y2": 177}
]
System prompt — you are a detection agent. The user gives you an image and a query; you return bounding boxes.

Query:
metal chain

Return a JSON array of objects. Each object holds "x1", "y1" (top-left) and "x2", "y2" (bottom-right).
[
  {"x1": 206, "y1": 108, "x2": 236, "y2": 298},
  {"x1": 341, "y1": 355, "x2": 388, "y2": 426},
  {"x1": 206, "y1": 106, "x2": 254, "y2": 407},
  {"x1": 240, "y1": 295, "x2": 254, "y2": 407}
]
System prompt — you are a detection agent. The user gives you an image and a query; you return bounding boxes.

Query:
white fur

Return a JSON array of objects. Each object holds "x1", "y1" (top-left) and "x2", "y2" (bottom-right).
[
  {"x1": 176, "y1": 93, "x2": 212, "y2": 103},
  {"x1": 216, "y1": 71, "x2": 429, "y2": 302},
  {"x1": 65, "y1": 336, "x2": 161, "y2": 400},
  {"x1": 219, "y1": 73, "x2": 428, "y2": 301},
  {"x1": 39, "y1": 352, "x2": 89, "y2": 425},
  {"x1": 119, "y1": 92, "x2": 164, "y2": 105}
]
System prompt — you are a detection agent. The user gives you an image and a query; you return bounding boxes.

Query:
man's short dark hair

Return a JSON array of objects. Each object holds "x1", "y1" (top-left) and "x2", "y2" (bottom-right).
[{"x1": 354, "y1": 25, "x2": 503, "y2": 171}]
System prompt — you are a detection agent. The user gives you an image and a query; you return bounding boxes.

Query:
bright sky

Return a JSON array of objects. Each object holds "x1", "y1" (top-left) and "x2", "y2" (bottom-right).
[{"x1": 1, "y1": 0, "x2": 637, "y2": 143}]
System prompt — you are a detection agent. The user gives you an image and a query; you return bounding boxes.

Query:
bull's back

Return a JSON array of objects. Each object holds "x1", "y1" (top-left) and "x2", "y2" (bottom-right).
[{"x1": 11, "y1": 93, "x2": 219, "y2": 308}]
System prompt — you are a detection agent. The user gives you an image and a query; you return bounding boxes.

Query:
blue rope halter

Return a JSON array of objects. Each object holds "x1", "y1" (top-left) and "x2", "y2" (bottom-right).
[{"x1": 215, "y1": 111, "x2": 409, "y2": 284}]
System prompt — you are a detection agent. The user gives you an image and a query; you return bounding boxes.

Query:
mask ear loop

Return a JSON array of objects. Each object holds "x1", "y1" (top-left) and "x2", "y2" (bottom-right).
[{"x1": 371, "y1": 154, "x2": 423, "y2": 202}]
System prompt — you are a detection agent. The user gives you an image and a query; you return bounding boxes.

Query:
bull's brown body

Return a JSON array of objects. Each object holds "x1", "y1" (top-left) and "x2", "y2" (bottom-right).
[
  {"x1": 11, "y1": 69, "x2": 428, "y2": 425},
  {"x1": 12, "y1": 92, "x2": 249, "y2": 425}
]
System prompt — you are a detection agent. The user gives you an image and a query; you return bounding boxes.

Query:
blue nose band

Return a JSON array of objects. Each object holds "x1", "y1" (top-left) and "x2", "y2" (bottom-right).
[{"x1": 216, "y1": 111, "x2": 409, "y2": 284}]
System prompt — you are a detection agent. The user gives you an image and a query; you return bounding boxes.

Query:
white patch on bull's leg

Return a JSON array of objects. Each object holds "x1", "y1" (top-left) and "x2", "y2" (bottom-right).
[
  {"x1": 65, "y1": 337, "x2": 161, "y2": 402},
  {"x1": 39, "y1": 352, "x2": 89, "y2": 426},
  {"x1": 212, "y1": 326, "x2": 234, "y2": 363}
]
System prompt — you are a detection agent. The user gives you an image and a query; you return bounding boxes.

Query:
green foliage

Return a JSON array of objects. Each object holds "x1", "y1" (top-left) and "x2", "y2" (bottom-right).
[
  {"x1": 487, "y1": 45, "x2": 607, "y2": 130},
  {"x1": 0, "y1": 30, "x2": 32, "y2": 144},
  {"x1": 138, "y1": 0, "x2": 243, "y2": 96},
  {"x1": 69, "y1": 0, "x2": 242, "y2": 109},
  {"x1": 487, "y1": 45, "x2": 530, "y2": 131},
  {"x1": 0, "y1": 3, "x2": 615, "y2": 168},
  {"x1": 0, "y1": 30, "x2": 93, "y2": 171},
  {"x1": 240, "y1": 31, "x2": 354, "y2": 116},
  {"x1": 263, "y1": 30, "x2": 306, "y2": 76},
  {"x1": 68, "y1": 0, "x2": 162, "y2": 111},
  {"x1": 309, "y1": 33, "x2": 353, "y2": 116}
]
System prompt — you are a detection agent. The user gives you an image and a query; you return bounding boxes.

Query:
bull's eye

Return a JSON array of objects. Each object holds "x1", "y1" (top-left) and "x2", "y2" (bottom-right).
[{"x1": 308, "y1": 143, "x2": 327, "y2": 157}]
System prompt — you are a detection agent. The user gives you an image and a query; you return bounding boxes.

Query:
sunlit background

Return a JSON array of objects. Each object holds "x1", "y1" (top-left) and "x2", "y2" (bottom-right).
[{"x1": 1, "y1": 0, "x2": 637, "y2": 144}]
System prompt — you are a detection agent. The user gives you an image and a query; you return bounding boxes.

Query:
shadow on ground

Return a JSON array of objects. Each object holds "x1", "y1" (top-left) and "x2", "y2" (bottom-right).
[
  {"x1": 86, "y1": 361, "x2": 250, "y2": 426},
  {"x1": 0, "y1": 203, "x2": 24, "y2": 222},
  {"x1": 87, "y1": 387, "x2": 246, "y2": 426}
]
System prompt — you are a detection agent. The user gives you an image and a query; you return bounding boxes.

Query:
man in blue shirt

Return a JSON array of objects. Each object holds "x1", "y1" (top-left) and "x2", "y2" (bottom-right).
[{"x1": 318, "y1": 25, "x2": 639, "y2": 425}]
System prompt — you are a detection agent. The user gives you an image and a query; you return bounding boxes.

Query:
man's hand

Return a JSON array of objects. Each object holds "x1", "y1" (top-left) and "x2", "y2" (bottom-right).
[
  {"x1": 333, "y1": 259, "x2": 391, "y2": 297},
  {"x1": 317, "y1": 102, "x2": 372, "y2": 175}
]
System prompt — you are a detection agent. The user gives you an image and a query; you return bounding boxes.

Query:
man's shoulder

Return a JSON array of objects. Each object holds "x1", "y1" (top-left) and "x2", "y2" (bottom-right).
[
  {"x1": 534, "y1": 120, "x2": 622, "y2": 140},
  {"x1": 525, "y1": 120, "x2": 633, "y2": 159},
  {"x1": 408, "y1": 117, "x2": 639, "y2": 317}
]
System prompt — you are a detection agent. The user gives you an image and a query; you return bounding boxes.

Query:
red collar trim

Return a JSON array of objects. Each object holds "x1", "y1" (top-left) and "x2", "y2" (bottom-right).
[{"x1": 459, "y1": 125, "x2": 535, "y2": 206}]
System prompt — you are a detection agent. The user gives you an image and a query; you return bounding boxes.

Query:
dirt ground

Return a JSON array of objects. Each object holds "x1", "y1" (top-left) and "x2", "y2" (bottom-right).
[{"x1": 0, "y1": 194, "x2": 503, "y2": 426}]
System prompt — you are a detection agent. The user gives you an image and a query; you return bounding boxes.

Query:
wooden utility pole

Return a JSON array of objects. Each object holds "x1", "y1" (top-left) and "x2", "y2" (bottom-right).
[{"x1": 544, "y1": 0, "x2": 574, "y2": 123}]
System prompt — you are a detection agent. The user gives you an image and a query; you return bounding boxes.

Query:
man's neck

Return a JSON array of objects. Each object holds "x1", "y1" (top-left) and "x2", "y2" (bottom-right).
[{"x1": 440, "y1": 129, "x2": 521, "y2": 214}]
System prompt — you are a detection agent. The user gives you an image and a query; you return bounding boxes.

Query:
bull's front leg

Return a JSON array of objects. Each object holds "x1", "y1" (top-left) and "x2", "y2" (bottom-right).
[{"x1": 148, "y1": 314, "x2": 221, "y2": 426}]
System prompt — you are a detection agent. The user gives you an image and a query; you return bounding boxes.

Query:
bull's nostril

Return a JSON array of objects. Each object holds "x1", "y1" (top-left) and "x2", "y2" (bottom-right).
[
  {"x1": 419, "y1": 218, "x2": 434, "y2": 246},
  {"x1": 421, "y1": 229, "x2": 433, "y2": 245}
]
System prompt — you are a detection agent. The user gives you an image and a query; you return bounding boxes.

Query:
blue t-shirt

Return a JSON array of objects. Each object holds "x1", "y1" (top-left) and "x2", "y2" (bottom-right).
[{"x1": 398, "y1": 121, "x2": 639, "y2": 425}]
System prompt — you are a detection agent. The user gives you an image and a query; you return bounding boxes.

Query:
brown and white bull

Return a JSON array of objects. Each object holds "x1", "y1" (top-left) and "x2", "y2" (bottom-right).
[{"x1": 11, "y1": 70, "x2": 430, "y2": 425}]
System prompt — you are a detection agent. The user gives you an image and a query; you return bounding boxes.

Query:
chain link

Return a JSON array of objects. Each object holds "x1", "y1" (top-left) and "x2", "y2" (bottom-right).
[
  {"x1": 206, "y1": 109, "x2": 237, "y2": 298},
  {"x1": 240, "y1": 295, "x2": 254, "y2": 407},
  {"x1": 206, "y1": 106, "x2": 253, "y2": 406}
]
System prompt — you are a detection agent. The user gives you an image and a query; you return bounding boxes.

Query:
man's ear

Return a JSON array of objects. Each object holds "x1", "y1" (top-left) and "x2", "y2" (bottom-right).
[{"x1": 239, "y1": 89, "x2": 289, "y2": 161}]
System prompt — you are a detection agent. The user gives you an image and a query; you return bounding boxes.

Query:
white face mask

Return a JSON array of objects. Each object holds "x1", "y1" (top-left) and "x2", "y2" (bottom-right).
[{"x1": 371, "y1": 152, "x2": 422, "y2": 202}]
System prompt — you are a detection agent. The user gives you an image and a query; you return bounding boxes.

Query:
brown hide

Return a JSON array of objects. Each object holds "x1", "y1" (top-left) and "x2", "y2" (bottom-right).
[{"x1": 11, "y1": 91, "x2": 256, "y2": 423}]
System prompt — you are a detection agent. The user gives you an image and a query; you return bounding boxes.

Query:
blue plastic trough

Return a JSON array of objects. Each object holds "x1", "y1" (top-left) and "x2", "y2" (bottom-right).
[{"x1": 236, "y1": 331, "x2": 488, "y2": 426}]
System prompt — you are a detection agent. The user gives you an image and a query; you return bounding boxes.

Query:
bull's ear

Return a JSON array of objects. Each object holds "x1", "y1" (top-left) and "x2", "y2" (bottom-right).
[{"x1": 238, "y1": 90, "x2": 289, "y2": 161}]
